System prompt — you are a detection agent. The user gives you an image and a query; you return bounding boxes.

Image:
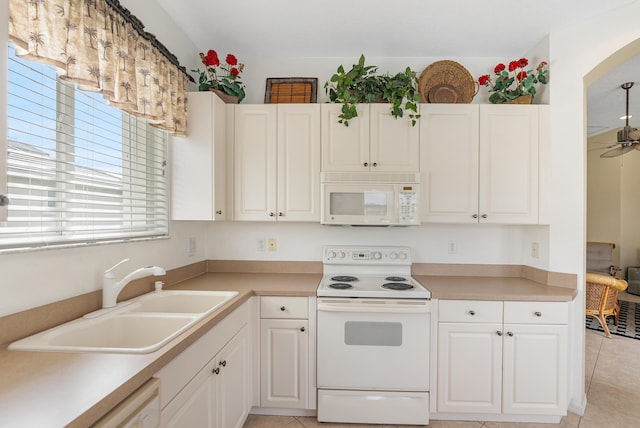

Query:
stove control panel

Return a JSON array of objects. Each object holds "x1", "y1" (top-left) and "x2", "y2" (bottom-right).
[{"x1": 324, "y1": 246, "x2": 412, "y2": 265}]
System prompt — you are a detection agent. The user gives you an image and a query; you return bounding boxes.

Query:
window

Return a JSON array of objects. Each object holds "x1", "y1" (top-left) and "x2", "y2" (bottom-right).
[{"x1": 1, "y1": 44, "x2": 169, "y2": 251}]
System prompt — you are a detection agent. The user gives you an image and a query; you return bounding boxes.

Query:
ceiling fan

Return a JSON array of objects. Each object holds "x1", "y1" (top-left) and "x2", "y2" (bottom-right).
[{"x1": 600, "y1": 82, "x2": 640, "y2": 158}]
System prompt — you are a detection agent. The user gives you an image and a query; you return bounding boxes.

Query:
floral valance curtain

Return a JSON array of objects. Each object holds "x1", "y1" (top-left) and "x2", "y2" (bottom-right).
[{"x1": 8, "y1": 0, "x2": 188, "y2": 136}]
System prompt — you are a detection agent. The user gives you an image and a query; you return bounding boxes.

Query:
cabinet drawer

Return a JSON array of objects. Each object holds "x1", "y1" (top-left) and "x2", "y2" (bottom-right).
[
  {"x1": 261, "y1": 296, "x2": 308, "y2": 319},
  {"x1": 504, "y1": 301, "x2": 568, "y2": 324},
  {"x1": 439, "y1": 300, "x2": 503, "y2": 323}
]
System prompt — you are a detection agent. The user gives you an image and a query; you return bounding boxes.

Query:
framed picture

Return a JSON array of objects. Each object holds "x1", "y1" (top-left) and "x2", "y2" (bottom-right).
[{"x1": 265, "y1": 78, "x2": 318, "y2": 103}]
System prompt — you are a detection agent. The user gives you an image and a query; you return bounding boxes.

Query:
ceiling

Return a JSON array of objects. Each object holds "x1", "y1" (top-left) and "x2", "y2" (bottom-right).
[
  {"x1": 154, "y1": 0, "x2": 638, "y2": 143},
  {"x1": 586, "y1": 54, "x2": 640, "y2": 139}
]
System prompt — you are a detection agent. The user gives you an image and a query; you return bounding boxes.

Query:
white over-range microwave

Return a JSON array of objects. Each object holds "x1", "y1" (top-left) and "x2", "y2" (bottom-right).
[{"x1": 321, "y1": 172, "x2": 420, "y2": 226}]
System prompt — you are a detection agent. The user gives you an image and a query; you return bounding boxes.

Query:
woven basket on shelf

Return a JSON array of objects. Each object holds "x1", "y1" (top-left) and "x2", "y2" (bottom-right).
[{"x1": 418, "y1": 60, "x2": 478, "y2": 104}]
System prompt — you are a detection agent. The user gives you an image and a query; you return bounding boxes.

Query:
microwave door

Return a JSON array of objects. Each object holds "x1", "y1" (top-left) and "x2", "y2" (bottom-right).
[{"x1": 323, "y1": 185, "x2": 397, "y2": 225}]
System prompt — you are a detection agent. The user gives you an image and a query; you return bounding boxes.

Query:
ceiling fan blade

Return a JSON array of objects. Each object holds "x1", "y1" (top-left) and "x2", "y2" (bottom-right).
[{"x1": 600, "y1": 145, "x2": 636, "y2": 157}]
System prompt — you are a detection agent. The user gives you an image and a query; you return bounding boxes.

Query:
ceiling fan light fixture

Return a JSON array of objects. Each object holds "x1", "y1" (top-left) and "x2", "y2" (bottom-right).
[
  {"x1": 617, "y1": 126, "x2": 640, "y2": 142},
  {"x1": 601, "y1": 82, "x2": 640, "y2": 157}
]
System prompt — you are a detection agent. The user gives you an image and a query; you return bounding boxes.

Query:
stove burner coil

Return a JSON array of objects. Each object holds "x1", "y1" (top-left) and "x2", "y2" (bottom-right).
[
  {"x1": 385, "y1": 276, "x2": 408, "y2": 282},
  {"x1": 382, "y1": 282, "x2": 414, "y2": 291},
  {"x1": 330, "y1": 275, "x2": 359, "y2": 282},
  {"x1": 329, "y1": 282, "x2": 354, "y2": 289}
]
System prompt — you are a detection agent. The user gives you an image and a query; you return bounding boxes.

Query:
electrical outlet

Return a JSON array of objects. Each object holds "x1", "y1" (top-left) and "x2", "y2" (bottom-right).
[
  {"x1": 268, "y1": 238, "x2": 277, "y2": 252},
  {"x1": 531, "y1": 242, "x2": 539, "y2": 259},
  {"x1": 447, "y1": 241, "x2": 457, "y2": 254},
  {"x1": 257, "y1": 238, "x2": 266, "y2": 252}
]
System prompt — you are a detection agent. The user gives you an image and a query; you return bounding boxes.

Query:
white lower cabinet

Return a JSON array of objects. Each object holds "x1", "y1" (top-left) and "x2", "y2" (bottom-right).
[
  {"x1": 259, "y1": 296, "x2": 316, "y2": 410},
  {"x1": 156, "y1": 302, "x2": 250, "y2": 428},
  {"x1": 436, "y1": 300, "x2": 568, "y2": 420}
]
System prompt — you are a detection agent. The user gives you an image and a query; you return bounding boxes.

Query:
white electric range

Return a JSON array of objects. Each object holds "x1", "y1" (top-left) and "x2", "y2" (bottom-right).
[{"x1": 316, "y1": 245, "x2": 432, "y2": 425}]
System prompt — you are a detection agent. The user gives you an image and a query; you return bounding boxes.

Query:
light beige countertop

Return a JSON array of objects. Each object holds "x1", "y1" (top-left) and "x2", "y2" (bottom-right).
[
  {"x1": 0, "y1": 269, "x2": 576, "y2": 427},
  {"x1": 415, "y1": 275, "x2": 577, "y2": 301},
  {"x1": 0, "y1": 272, "x2": 320, "y2": 428}
]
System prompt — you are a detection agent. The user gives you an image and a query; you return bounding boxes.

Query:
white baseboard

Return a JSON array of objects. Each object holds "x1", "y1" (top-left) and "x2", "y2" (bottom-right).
[
  {"x1": 249, "y1": 407, "x2": 316, "y2": 417},
  {"x1": 568, "y1": 394, "x2": 587, "y2": 416}
]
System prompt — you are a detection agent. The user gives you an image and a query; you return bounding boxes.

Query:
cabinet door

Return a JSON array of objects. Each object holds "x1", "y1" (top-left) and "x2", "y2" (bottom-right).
[
  {"x1": 171, "y1": 91, "x2": 226, "y2": 221},
  {"x1": 215, "y1": 326, "x2": 249, "y2": 428},
  {"x1": 161, "y1": 359, "x2": 215, "y2": 428},
  {"x1": 502, "y1": 323, "x2": 568, "y2": 415},
  {"x1": 420, "y1": 104, "x2": 479, "y2": 223},
  {"x1": 277, "y1": 105, "x2": 321, "y2": 221},
  {"x1": 321, "y1": 103, "x2": 370, "y2": 172},
  {"x1": 479, "y1": 105, "x2": 539, "y2": 224},
  {"x1": 260, "y1": 318, "x2": 309, "y2": 409},
  {"x1": 437, "y1": 322, "x2": 502, "y2": 414},
  {"x1": 233, "y1": 105, "x2": 277, "y2": 221},
  {"x1": 370, "y1": 104, "x2": 420, "y2": 172}
]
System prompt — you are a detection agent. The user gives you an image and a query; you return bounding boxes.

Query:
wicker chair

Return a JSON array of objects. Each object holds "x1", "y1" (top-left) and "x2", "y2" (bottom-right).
[{"x1": 585, "y1": 272, "x2": 628, "y2": 337}]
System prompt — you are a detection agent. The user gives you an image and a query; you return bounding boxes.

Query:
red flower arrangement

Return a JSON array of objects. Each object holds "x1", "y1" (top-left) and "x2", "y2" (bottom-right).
[
  {"x1": 193, "y1": 49, "x2": 246, "y2": 102},
  {"x1": 478, "y1": 58, "x2": 548, "y2": 103}
]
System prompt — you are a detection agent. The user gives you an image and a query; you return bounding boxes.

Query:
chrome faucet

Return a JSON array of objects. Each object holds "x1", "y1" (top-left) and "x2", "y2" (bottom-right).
[{"x1": 102, "y1": 259, "x2": 166, "y2": 309}]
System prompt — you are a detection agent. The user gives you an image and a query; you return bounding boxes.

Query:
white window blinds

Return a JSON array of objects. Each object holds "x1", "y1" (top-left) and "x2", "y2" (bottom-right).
[{"x1": 2, "y1": 44, "x2": 169, "y2": 251}]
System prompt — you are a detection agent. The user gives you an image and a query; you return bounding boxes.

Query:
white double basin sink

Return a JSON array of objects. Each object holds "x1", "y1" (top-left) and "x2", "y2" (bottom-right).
[{"x1": 9, "y1": 290, "x2": 238, "y2": 354}]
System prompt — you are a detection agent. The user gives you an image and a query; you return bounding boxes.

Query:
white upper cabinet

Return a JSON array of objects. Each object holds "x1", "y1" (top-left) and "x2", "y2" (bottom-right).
[
  {"x1": 233, "y1": 104, "x2": 277, "y2": 221},
  {"x1": 420, "y1": 104, "x2": 479, "y2": 223},
  {"x1": 479, "y1": 104, "x2": 539, "y2": 224},
  {"x1": 321, "y1": 104, "x2": 370, "y2": 172},
  {"x1": 420, "y1": 104, "x2": 544, "y2": 224},
  {"x1": 321, "y1": 104, "x2": 419, "y2": 172},
  {"x1": 171, "y1": 91, "x2": 227, "y2": 221},
  {"x1": 233, "y1": 104, "x2": 320, "y2": 222}
]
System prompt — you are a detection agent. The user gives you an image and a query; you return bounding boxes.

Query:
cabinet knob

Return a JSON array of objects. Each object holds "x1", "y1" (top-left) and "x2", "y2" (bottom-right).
[
  {"x1": 280, "y1": 306, "x2": 286, "y2": 311},
  {"x1": 300, "y1": 327, "x2": 306, "y2": 332},
  {"x1": 497, "y1": 331, "x2": 503, "y2": 336},
  {"x1": 363, "y1": 162, "x2": 369, "y2": 167},
  {"x1": 278, "y1": 212, "x2": 284, "y2": 217},
  {"x1": 534, "y1": 311, "x2": 542, "y2": 317},
  {"x1": 469, "y1": 310, "x2": 476, "y2": 316},
  {"x1": 507, "y1": 331, "x2": 514, "y2": 337},
  {"x1": 472, "y1": 214, "x2": 478, "y2": 219},
  {"x1": 269, "y1": 212, "x2": 275, "y2": 217},
  {"x1": 212, "y1": 367, "x2": 220, "y2": 375},
  {"x1": 216, "y1": 210, "x2": 222, "y2": 215},
  {"x1": 481, "y1": 214, "x2": 488, "y2": 219},
  {"x1": 219, "y1": 360, "x2": 227, "y2": 367},
  {"x1": 372, "y1": 162, "x2": 378, "y2": 167}
]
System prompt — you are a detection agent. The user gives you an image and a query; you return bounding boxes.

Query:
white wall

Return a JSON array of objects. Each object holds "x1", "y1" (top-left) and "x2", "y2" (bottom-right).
[
  {"x1": 205, "y1": 222, "x2": 549, "y2": 268},
  {"x1": 548, "y1": 0, "x2": 640, "y2": 413}
]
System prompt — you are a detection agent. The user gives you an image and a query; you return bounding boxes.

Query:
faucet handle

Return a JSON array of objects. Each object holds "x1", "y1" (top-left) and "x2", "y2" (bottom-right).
[{"x1": 104, "y1": 258, "x2": 130, "y2": 277}]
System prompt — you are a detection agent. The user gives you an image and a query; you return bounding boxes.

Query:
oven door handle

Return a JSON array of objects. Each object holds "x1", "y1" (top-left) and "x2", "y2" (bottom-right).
[{"x1": 317, "y1": 300, "x2": 431, "y2": 314}]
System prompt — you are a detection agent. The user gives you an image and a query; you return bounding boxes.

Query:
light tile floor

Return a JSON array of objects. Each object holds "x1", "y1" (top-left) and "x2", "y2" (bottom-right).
[{"x1": 244, "y1": 304, "x2": 640, "y2": 427}]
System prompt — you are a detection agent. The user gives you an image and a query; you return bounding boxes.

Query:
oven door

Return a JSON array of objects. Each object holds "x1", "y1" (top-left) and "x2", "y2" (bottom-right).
[{"x1": 317, "y1": 298, "x2": 430, "y2": 391}]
